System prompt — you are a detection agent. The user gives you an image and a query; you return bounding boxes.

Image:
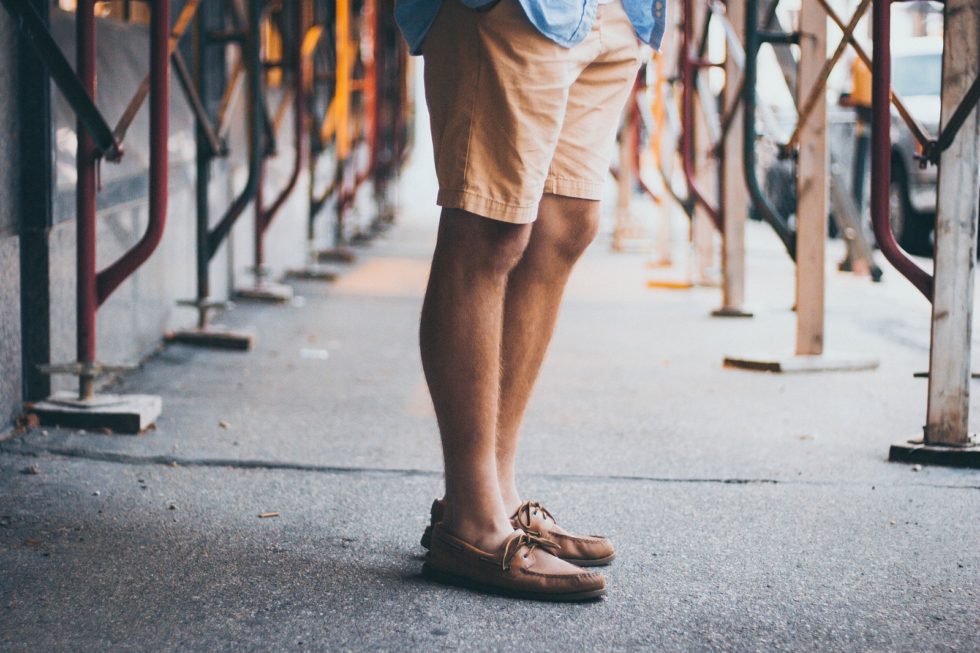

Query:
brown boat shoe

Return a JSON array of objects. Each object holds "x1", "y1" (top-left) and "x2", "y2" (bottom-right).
[
  {"x1": 422, "y1": 524, "x2": 607, "y2": 601},
  {"x1": 420, "y1": 498, "x2": 616, "y2": 567}
]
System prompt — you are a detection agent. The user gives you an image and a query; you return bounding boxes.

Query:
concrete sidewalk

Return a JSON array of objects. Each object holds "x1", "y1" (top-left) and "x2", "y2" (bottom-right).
[{"x1": 2, "y1": 209, "x2": 979, "y2": 651}]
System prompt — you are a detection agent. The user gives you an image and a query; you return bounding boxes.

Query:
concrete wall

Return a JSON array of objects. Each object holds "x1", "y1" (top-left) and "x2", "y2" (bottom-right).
[
  {"x1": 1, "y1": 10, "x2": 315, "y2": 429},
  {"x1": 0, "y1": 9, "x2": 24, "y2": 429}
]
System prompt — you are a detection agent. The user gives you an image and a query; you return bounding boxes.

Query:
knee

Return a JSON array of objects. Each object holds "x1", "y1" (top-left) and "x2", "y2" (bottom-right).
[
  {"x1": 547, "y1": 198, "x2": 601, "y2": 262},
  {"x1": 437, "y1": 208, "x2": 532, "y2": 278}
]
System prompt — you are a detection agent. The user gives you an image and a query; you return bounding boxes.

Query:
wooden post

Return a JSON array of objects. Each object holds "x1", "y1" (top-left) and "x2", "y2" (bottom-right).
[
  {"x1": 693, "y1": 135, "x2": 716, "y2": 285},
  {"x1": 723, "y1": 0, "x2": 877, "y2": 373},
  {"x1": 794, "y1": 1, "x2": 827, "y2": 356},
  {"x1": 925, "y1": 0, "x2": 980, "y2": 446},
  {"x1": 613, "y1": 104, "x2": 634, "y2": 252},
  {"x1": 692, "y1": 0, "x2": 717, "y2": 287},
  {"x1": 717, "y1": 0, "x2": 748, "y2": 315}
]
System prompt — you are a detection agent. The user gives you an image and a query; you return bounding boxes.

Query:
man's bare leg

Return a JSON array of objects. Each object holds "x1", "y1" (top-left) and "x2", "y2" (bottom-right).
[
  {"x1": 420, "y1": 208, "x2": 532, "y2": 551},
  {"x1": 496, "y1": 195, "x2": 601, "y2": 511}
]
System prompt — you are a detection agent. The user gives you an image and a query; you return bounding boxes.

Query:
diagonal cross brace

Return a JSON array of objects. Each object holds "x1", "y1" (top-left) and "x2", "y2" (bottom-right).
[{"x1": 0, "y1": 0, "x2": 122, "y2": 160}]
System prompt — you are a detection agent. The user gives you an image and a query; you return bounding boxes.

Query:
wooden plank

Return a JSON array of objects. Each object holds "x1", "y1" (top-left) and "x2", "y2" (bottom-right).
[
  {"x1": 724, "y1": 352, "x2": 878, "y2": 373},
  {"x1": 720, "y1": 0, "x2": 747, "y2": 312},
  {"x1": 925, "y1": 0, "x2": 980, "y2": 446},
  {"x1": 794, "y1": 2, "x2": 827, "y2": 356}
]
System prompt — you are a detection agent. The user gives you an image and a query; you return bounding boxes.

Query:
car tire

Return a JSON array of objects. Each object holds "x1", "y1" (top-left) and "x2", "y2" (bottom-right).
[
  {"x1": 890, "y1": 162, "x2": 931, "y2": 255},
  {"x1": 763, "y1": 160, "x2": 796, "y2": 223}
]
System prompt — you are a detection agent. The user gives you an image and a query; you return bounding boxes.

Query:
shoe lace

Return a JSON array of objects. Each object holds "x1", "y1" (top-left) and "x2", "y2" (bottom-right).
[
  {"x1": 501, "y1": 532, "x2": 560, "y2": 572},
  {"x1": 513, "y1": 500, "x2": 557, "y2": 536}
]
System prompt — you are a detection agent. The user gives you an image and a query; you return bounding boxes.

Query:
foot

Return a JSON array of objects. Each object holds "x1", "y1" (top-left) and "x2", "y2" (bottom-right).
[
  {"x1": 421, "y1": 498, "x2": 617, "y2": 566},
  {"x1": 512, "y1": 500, "x2": 616, "y2": 567},
  {"x1": 422, "y1": 524, "x2": 606, "y2": 602}
]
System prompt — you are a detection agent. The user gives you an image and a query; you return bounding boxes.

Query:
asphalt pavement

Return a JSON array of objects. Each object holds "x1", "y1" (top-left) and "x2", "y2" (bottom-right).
[{"x1": 2, "y1": 202, "x2": 979, "y2": 651}]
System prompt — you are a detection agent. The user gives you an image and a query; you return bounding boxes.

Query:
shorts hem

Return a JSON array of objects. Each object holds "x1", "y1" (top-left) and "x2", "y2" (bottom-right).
[
  {"x1": 543, "y1": 176, "x2": 603, "y2": 200},
  {"x1": 437, "y1": 189, "x2": 539, "y2": 224}
]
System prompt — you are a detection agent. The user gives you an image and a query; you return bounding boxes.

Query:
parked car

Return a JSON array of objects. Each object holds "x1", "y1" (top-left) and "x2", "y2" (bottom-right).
[
  {"x1": 859, "y1": 37, "x2": 941, "y2": 255},
  {"x1": 761, "y1": 38, "x2": 943, "y2": 256}
]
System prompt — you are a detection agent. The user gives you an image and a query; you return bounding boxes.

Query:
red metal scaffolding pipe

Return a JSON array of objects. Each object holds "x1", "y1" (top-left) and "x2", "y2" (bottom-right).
[
  {"x1": 95, "y1": 0, "x2": 170, "y2": 304},
  {"x1": 255, "y1": 3, "x2": 306, "y2": 271},
  {"x1": 870, "y1": 0, "x2": 933, "y2": 300},
  {"x1": 681, "y1": 0, "x2": 723, "y2": 232},
  {"x1": 354, "y1": 0, "x2": 378, "y2": 192},
  {"x1": 341, "y1": 1, "x2": 380, "y2": 213},
  {"x1": 76, "y1": 0, "x2": 97, "y2": 397},
  {"x1": 630, "y1": 84, "x2": 662, "y2": 205},
  {"x1": 74, "y1": 0, "x2": 169, "y2": 398}
]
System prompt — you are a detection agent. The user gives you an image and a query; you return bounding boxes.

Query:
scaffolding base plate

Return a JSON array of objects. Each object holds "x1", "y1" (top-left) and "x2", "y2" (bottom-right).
[
  {"x1": 29, "y1": 391, "x2": 162, "y2": 434},
  {"x1": 889, "y1": 439, "x2": 980, "y2": 469},
  {"x1": 723, "y1": 352, "x2": 879, "y2": 373},
  {"x1": 284, "y1": 265, "x2": 339, "y2": 282},
  {"x1": 234, "y1": 282, "x2": 294, "y2": 304},
  {"x1": 316, "y1": 247, "x2": 357, "y2": 264},
  {"x1": 166, "y1": 326, "x2": 255, "y2": 351},
  {"x1": 711, "y1": 307, "x2": 754, "y2": 318}
]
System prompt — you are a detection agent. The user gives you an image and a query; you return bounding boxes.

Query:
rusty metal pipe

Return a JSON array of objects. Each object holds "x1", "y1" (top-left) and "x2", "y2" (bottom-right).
[
  {"x1": 742, "y1": 0, "x2": 796, "y2": 260},
  {"x1": 680, "y1": 0, "x2": 722, "y2": 232},
  {"x1": 206, "y1": 0, "x2": 264, "y2": 260},
  {"x1": 255, "y1": 2, "x2": 306, "y2": 271},
  {"x1": 75, "y1": 0, "x2": 97, "y2": 399},
  {"x1": 929, "y1": 73, "x2": 980, "y2": 163},
  {"x1": 95, "y1": 0, "x2": 170, "y2": 305},
  {"x1": 113, "y1": 0, "x2": 199, "y2": 144},
  {"x1": 1, "y1": 0, "x2": 122, "y2": 160},
  {"x1": 172, "y1": 48, "x2": 224, "y2": 157},
  {"x1": 870, "y1": 0, "x2": 932, "y2": 300},
  {"x1": 306, "y1": 4, "x2": 334, "y2": 233}
]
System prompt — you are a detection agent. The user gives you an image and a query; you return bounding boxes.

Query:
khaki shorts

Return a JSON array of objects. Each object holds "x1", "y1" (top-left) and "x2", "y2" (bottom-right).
[{"x1": 422, "y1": 0, "x2": 644, "y2": 223}]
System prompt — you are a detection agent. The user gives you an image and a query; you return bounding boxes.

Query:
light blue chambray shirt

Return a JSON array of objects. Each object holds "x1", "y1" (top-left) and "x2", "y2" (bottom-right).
[{"x1": 395, "y1": 0, "x2": 667, "y2": 56}]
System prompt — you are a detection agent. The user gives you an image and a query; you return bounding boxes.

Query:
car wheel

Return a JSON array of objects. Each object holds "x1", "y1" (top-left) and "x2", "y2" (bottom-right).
[{"x1": 890, "y1": 164, "x2": 931, "y2": 255}]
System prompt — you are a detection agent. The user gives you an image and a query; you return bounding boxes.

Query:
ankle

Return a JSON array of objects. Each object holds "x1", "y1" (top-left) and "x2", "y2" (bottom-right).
[
  {"x1": 442, "y1": 513, "x2": 516, "y2": 552},
  {"x1": 498, "y1": 487, "x2": 523, "y2": 517}
]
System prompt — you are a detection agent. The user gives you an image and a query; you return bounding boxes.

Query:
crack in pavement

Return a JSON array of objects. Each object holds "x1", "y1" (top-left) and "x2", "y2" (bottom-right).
[{"x1": 2, "y1": 443, "x2": 979, "y2": 491}]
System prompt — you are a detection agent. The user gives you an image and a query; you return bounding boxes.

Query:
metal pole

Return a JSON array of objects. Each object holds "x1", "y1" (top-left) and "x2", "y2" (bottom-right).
[
  {"x1": 253, "y1": 158, "x2": 265, "y2": 275},
  {"x1": 741, "y1": 0, "x2": 796, "y2": 260},
  {"x1": 334, "y1": 0, "x2": 351, "y2": 247},
  {"x1": 194, "y1": 3, "x2": 212, "y2": 327},
  {"x1": 75, "y1": 0, "x2": 97, "y2": 400},
  {"x1": 870, "y1": 0, "x2": 932, "y2": 299},
  {"x1": 206, "y1": 0, "x2": 264, "y2": 260},
  {"x1": 95, "y1": 0, "x2": 170, "y2": 304},
  {"x1": 820, "y1": 0, "x2": 931, "y2": 151},
  {"x1": 680, "y1": 0, "x2": 722, "y2": 232},
  {"x1": 256, "y1": 0, "x2": 306, "y2": 272},
  {"x1": 0, "y1": 0, "x2": 122, "y2": 160}
]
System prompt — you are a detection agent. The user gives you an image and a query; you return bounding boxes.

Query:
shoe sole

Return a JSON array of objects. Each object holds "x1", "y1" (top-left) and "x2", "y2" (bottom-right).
[
  {"x1": 421, "y1": 563, "x2": 606, "y2": 602},
  {"x1": 422, "y1": 528, "x2": 615, "y2": 567},
  {"x1": 565, "y1": 553, "x2": 616, "y2": 567}
]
